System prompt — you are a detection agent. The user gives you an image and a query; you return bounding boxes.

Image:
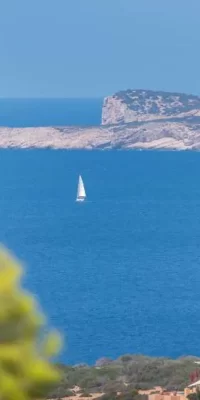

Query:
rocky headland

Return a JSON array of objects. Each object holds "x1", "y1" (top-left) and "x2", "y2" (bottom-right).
[{"x1": 2, "y1": 90, "x2": 200, "y2": 150}]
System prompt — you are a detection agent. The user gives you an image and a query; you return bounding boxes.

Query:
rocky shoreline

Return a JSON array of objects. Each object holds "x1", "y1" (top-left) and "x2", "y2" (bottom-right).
[
  {"x1": 0, "y1": 122, "x2": 199, "y2": 151},
  {"x1": 2, "y1": 90, "x2": 200, "y2": 150}
]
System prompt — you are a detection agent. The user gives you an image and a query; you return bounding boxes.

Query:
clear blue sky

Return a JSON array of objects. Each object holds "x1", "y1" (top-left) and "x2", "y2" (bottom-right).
[{"x1": 1, "y1": 0, "x2": 200, "y2": 98}]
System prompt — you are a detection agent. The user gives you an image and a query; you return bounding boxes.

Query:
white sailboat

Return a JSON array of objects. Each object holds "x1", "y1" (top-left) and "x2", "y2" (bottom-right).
[{"x1": 76, "y1": 175, "x2": 86, "y2": 202}]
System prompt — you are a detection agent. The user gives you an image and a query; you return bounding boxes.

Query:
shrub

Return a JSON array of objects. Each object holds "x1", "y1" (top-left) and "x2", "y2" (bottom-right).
[
  {"x1": 80, "y1": 391, "x2": 92, "y2": 397},
  {"x1": 0, "y1": 248, "x2": 62, "y2": 400}
]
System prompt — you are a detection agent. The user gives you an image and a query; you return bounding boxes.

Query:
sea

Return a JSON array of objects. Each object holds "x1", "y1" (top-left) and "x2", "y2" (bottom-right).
[{"x1": 0, "y1": 99, "x2": 200, "y2": 365}]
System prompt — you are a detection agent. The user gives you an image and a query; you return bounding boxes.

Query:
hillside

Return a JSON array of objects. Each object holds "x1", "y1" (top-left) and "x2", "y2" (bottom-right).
[
  {"x1": 48, "y1": 355, "x2": 200, "y2": 397},
  {"x1": 101, "y1": 89, "x2": 200, "y2": 125}
]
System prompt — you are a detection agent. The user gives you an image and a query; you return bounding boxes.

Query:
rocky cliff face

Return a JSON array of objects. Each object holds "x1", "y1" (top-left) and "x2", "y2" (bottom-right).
[{"x1": 101, "y1": 89, "x2": 200, "y2": 125}]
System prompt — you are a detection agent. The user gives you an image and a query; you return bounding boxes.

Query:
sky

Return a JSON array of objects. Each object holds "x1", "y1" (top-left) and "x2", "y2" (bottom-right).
[{"x1": 0, "y1": 0, "x2": 200, "y2": 98}]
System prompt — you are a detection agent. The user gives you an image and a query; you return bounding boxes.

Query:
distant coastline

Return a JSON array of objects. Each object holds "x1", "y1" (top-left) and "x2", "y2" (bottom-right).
[
  {"x1": 1, "y1": 90, "x2": 200, "y2": 150},
  {"x1": 49, "y1": 354, "x2": 200, "y2": 397},
  {"x1": 0, "y1": 124, "x2": 198, "y2": 151}
]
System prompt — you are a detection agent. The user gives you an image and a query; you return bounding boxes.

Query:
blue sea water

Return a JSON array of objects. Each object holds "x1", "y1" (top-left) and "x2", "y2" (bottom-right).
[
  {"x1": 1, "y1": 148, "x2": 200, "y2": 365},
  {"x1": 0, "y1": 98, "x2": 103, "y2": 127}
]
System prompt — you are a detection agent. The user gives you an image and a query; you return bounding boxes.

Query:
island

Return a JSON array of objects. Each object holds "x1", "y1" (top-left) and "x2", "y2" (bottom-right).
[{"x1": 2, "y1": 90, "x2": 200, "y2": 150}]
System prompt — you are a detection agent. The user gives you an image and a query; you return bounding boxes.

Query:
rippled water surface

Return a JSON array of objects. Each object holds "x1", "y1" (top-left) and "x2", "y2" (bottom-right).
[{"x1": 0, "y1": 149, "x2": 200, "y2": 364}]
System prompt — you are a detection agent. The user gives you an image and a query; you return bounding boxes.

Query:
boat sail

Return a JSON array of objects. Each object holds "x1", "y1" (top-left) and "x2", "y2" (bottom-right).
[{"x1": 76, "y1": 175, "x2": 86, "y2": 202}]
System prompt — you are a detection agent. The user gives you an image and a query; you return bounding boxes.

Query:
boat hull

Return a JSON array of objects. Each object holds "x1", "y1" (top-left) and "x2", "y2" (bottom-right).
[{"x1": 76, "y1": 197, "x2": 86, "y2": 202}]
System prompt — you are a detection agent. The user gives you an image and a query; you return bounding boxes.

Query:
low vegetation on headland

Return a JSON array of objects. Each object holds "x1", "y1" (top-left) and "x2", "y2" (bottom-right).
[{"x1": 48, "y1": 355, "x2": 200, "y2": 398}]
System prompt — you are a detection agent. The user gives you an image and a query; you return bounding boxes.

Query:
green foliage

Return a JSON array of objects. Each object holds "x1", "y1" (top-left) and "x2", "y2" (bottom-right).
[
  {"x1": 96, "y1": 390, "x2": 146, "y2": 400},
  {"x1": 188, "y1": 392, "x2": 200, "y2": 400},
  {"x1": 97, "y1": 393, "x2": 118, "y2": 400},
  {"x1": 79, "y1": 391, "x2": 92, "y2": 397},
  {"x1": 0, "y1": 248, "x2": 62, "y2": 400},
  {"x1": 51, "y1": 355, "x2": 198, "y2": 394},
  {"x1": 49, "y1": 388, "x2": 75, "y2": 399},
  {"x1": 120, "y1": 355, "x2": 133, "y2": 363},
  {"x1": 63, "y1": 390, "x2": 76, "y2": 397},
  {"x1": 114, "y1": 89, "x2": 200, "y2": 115}
]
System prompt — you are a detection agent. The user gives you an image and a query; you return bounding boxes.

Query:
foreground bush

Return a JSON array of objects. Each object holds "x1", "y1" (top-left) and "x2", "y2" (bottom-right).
[{"x1": 0, "y1": 248, "x2": 62, "y2": 400}]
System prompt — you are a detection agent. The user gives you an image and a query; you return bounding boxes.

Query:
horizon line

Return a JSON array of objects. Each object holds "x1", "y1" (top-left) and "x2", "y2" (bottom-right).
[{"x1": 0, "y1": 96, "x2": 104, "y2": 100}]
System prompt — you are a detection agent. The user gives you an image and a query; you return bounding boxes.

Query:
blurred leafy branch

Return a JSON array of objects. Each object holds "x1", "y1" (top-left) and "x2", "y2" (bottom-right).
[{"x1": 0, "y1": 247, "x2": 62, "y2": 400}]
